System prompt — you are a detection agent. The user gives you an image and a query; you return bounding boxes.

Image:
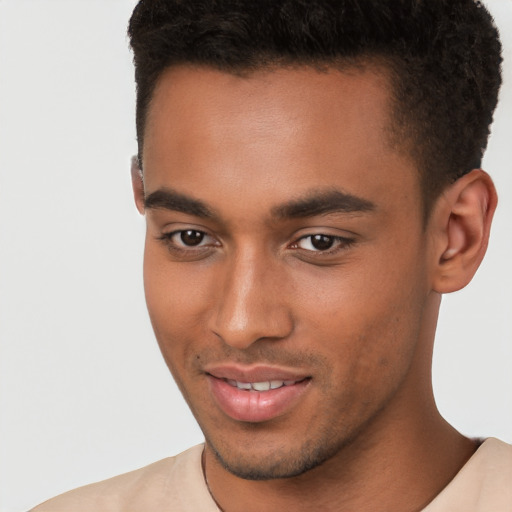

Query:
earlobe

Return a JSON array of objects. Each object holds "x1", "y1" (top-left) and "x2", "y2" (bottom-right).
[
  {"x1": 131, "y1": 155, "x2": 145, "y2": 214},
  {"x1": 432, "y1": 169, "x2": 497, "y2": 293}
]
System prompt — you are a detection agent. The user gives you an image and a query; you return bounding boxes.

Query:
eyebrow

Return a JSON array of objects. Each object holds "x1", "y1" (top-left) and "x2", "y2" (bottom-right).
[
  {"x1": 144, "y1": 187, "x2": 375, "y2": 221},
  {"x1": 144, "y1": 188, "x2": 216, "y2": 219},
  {"x1": 271, "y1": 189, "x2": 375, "y2": 219}
]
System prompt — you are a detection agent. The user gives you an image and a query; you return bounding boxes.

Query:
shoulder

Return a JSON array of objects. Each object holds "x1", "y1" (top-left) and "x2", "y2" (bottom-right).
[
  {"x1": 30, "y1": 444, "x2": 218, "y2": 512},
  {"x1": 423, "y1": 438, "x2": 512, "y2": 512}
]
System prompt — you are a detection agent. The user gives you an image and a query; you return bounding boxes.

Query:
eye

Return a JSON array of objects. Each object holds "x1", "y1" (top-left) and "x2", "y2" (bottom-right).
[
  {"x1": 159, "y1": 229, "x2": 218, "y2": 249},
  {"x1": 175, "y1": 230, "x2": 208, "y2": 247},
  {"x1": 293, "y1": 234, "x2": 352, "y2": 253}
]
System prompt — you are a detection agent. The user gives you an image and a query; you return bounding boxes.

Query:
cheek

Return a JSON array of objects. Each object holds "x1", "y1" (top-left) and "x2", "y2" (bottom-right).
[
  {"x1": 297, "y1": 250, "x2": 427, "y2": 391},
  {"x1": 143, "y1": 235, "x2": 215, "y2": 314},
  {"x1": 346, "y1": 303, "x2": 421, "y2": 388},
  {"x1": 142, "y1": 242, "x2": 213, "y2": 364}
]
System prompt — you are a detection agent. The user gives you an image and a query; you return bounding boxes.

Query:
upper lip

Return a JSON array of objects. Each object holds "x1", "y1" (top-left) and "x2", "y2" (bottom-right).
[{"x1": 204, "y1": 364, "x2": 310, "y2": 383}]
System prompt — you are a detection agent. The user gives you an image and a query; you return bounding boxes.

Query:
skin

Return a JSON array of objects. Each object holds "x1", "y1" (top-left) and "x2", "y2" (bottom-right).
[{"x1": 133, "y1": 65, "x2": 496, "y2": 511}]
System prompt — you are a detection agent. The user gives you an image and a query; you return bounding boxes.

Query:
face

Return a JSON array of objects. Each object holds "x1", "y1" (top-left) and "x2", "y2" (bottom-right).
[{"x1": 138, "y1": 65, "x2": 434, "y2": 480}]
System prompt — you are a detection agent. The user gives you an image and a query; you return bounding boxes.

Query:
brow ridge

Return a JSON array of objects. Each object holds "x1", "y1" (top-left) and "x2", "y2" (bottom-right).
[
  {"x1": 271, "y1": 189, "x2": 375, "y2": 219},
  {"x1": 144, "y1": 188, "x2": 215, "y2": 219},
  {"x1": 144, "y1": 187, "x2": 375, "y2": 222}
]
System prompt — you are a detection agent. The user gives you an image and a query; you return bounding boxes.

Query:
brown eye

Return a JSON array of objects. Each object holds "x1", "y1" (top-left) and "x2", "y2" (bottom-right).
[
  {"x1": 296, "y1": 234, "x2": 337, "y2": 251},
  {"x1": 310, "y1": 235, "x2": 334, "y2": 251},
  {"x1": 180, "y1": 230, "x2": 205, "y2": 246},
  {"x1": 158, "y1": 228, "x2": 219, "y2": 257}
]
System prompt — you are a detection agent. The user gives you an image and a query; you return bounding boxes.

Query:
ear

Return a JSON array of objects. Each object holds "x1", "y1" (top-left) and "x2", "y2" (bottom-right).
[
  {"x1": 430, "y1": 169, "x2": 497, "y2": 293},
  {"x1": 131, "y1": 155, "x2": 145, "y2": 214}
]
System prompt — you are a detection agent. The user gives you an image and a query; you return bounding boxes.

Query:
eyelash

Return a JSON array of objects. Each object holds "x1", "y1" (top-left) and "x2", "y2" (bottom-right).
[
  {"x1": 157, "y1": 230, "x2": 354, "y2": 258},
  {"x1": 158, "y1": 230, "x2": 218, "y2": 254},
  {"x1": 291, "y1": 234, "x2": 354, "y2": 255}
]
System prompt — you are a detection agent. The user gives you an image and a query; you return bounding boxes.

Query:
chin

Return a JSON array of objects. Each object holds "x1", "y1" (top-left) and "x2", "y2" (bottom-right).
[{"x1": 206, "y1": 433, "x2": 346, "y2": 481}]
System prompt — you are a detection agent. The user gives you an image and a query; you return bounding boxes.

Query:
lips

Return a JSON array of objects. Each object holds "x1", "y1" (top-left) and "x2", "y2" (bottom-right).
[{"x1": 205, "y1": 365, "x2": 311, "y2": 423}]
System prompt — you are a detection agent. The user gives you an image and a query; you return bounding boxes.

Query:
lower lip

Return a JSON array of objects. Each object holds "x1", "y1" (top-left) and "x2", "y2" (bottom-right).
[{"x1": 207, "y1": 376, "x2": 310, "y2": 423}]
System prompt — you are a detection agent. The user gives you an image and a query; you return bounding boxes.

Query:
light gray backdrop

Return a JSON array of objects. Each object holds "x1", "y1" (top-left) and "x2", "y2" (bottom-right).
[{"x1": 0, "y1": 1, "x2": 511, "y2": 511}]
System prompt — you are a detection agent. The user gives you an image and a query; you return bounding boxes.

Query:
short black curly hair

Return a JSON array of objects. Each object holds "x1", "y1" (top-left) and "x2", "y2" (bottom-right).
[{"x1": 128, "y1": 0, "x2": 502, "y2": 213}]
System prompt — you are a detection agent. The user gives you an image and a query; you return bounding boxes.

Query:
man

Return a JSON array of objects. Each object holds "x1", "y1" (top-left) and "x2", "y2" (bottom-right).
[{"x1": 32, "y1": 0, "x2": 512, "y2": 510}]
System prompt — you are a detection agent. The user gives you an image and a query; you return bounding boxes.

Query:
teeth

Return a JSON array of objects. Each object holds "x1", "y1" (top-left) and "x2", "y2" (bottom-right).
[
  {"x1": 252, "y1": 381, "x2": 270, "y2": 391},
  {"x1": 227, "y1": 379, "x2": 297, "y2": 391}
]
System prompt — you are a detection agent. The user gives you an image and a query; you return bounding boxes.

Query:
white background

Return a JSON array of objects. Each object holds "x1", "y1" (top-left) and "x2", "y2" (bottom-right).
[{"x1": 0, "y1": 1, "x2": 511, "y2": 511}]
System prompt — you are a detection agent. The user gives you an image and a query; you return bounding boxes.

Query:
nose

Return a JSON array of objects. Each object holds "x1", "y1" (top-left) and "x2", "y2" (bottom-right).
[{"x1": 209, "y1": 248, "x2": 294, "y2": 349}]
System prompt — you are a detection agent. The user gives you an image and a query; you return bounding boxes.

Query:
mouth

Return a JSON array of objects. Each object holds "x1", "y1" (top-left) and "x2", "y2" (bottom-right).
[
  {"x1": 204, "y1": 366, "x2": 311, "y2": 423},
  {"x1": 223, "y1": 378, "x2": 307, "y2": 391}
]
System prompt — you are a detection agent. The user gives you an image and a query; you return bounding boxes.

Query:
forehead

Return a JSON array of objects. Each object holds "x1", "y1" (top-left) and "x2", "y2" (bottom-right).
[
  {"x1": 144, "y1": 64, "x2": 394, "y2": 159},
  {"x1": 142, "y1": 65, "x2": 420, "y2": 223}
]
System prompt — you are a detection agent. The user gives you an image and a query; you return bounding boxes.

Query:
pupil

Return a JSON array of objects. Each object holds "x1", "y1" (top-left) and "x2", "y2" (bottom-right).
[
  {"x1": 311, "y1": 234, "x2": 334, "y2": 251},
  {"x1": 181, "y1": 230, "x2": 204, "y2": 246}
]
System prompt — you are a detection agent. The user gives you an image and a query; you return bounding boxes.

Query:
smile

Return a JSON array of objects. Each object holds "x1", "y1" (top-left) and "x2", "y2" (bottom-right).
[
  {"x1": 205, "y1": 368, "x2": 311, "y2": 423},
  {"x1": 225, "y1": 379, "x2": 305, "y2": 391}
]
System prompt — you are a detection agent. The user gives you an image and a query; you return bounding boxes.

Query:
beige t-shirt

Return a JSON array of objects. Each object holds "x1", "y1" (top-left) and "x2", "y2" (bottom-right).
[{"x1": 31, "y1": 438, "x2": 512, "y2": 511}]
